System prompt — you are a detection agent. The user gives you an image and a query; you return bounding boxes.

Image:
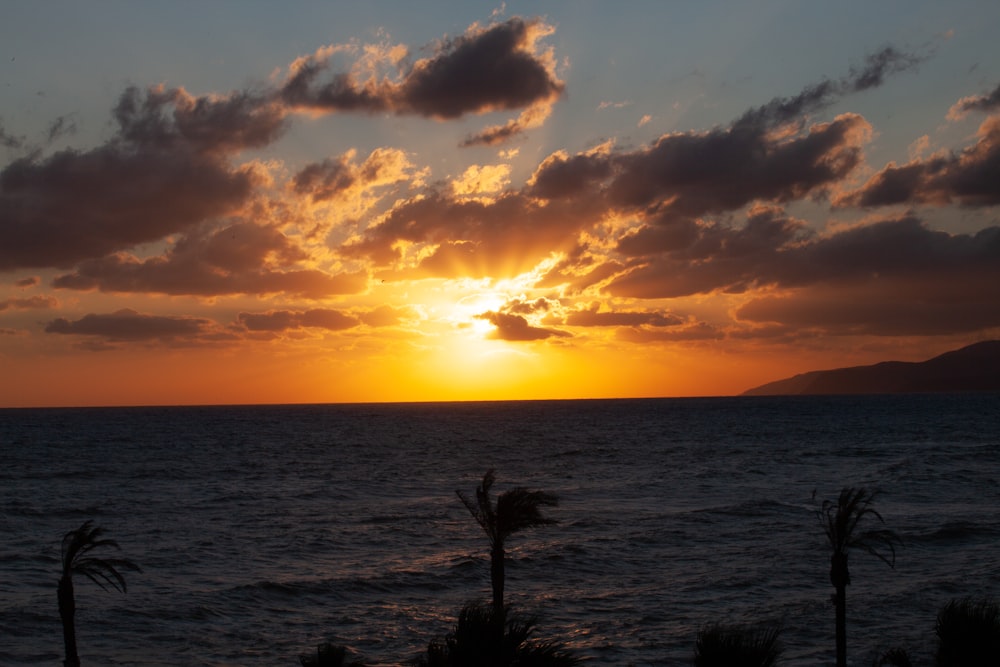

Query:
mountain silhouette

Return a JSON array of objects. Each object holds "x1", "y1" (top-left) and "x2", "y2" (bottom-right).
[{"x1": 742, "y1": 340, "x2": 1000, "y2": 396}]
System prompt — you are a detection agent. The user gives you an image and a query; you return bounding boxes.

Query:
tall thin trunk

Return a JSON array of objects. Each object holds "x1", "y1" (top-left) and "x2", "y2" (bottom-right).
[
  {"x1": 831, "y1": 552, "x2": 849, "y2": 667},
  {"x1": 58, "y1": 575, "x2": 80, "y2": 667},
  {"x1": 490, "y1": 542, "x2": 505, "y2": 616},
  {"x1": 835, "y1": 583, "x2": 846, "y2": 667}
]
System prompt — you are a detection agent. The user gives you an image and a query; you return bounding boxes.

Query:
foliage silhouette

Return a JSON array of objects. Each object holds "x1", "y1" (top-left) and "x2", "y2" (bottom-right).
[
  {"x1": 817, "y1": 487, "x2": 900, "y2": 667},
  {"x1": 935, "y1": 597, "x2": 1000, "y2": 666},
  {"x1": 420, "y1": 600, "x2": 580, "y2": 667},
  {"x1": 456, "y1": 470, "x2": 558, "y2": 617},
  {"x1": 58, "y1": 520, "x2": 140, "y2": 667},
  {"x1": 693, "y1": 622, "x2": 783, "y2": 667},
  {"x1": 299, "y1": 642, "x2": 367, "y2": 667},
  {"x1": 874, "y1": 647, "x2": 913, "y2": 666}
]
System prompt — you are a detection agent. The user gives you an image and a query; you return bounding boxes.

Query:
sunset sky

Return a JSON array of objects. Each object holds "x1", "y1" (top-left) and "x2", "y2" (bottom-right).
[{"x1": 2, "y1": 1, "x2": 999, "y2": 407}]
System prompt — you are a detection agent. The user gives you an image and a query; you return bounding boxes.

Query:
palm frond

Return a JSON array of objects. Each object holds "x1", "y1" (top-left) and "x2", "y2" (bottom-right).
[
  {"x1": 495, "y1": 488, "x2": 558, "y2": 538},
  {"x1": 456, "y1": 469, "x2": 497, "y2": 539},
  {"x1": 61, "y1": 520, "x2": 141, "y2": 592},
  {"x1": 819, "y1": 487, "x2": 900, "y2": 566}
]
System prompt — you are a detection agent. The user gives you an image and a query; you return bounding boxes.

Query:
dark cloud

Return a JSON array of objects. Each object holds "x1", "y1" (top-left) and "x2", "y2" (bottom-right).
[
  {"x1": 0, "y1": 86, "x2": 277, "y2": 272},
  {"x1": 838, "y1": 115, "x2": 1000, "y2": 208},
  {"x1": 616, "y1": 321, "x2": 724, "y2": 342},
  {"x1": 736, "y1": 276, "x2": 1000, "y2": 336},
  {"x1": 527, "y1": 150, "x2": 614, "y2": 200},
  {"x1": 293, "y1": 157, "x2": 356, "y2": 201},
  {"x1": 504, "y1": 296, "x2": 556, "y2": 315},
  {"x1": 608, "y1": 213, "x2": 1000, "y2": 326},
  {"x1": 0, "y1": 295, "x2": 57, "y2": 311},
  {"x1": 292, "y1": 148, "x2": 414, "y2": 202},
  {"x1": 948, "y1": 82, "x2": 1000, "y2": 119},
  {"x1": 237, "y1": 308, "x2": 360, "y2": 332},
  {"x1": 476, "y1": 310, "x2": 570, "y2": 341},
  {"x1": 14, "y1": 276, "x2": 39, "y2": 287},
  {"x1": 607, "y1": 207, "x2": 811, "y2": 298},
  {"x1": 565, "y1": 305, "x2": 684, "y2": 328},
  {"x1": 45, "y1": 309, "x2": 212, "y2": 341},
  {"x1": 844, "y1": 46, "x2": 922, "y2": 92},
  {"x1": 731, "y1": 47, "x2": 922, "y2": 131},
  {"x1": 46, "y1": 115, "x2": 78, "y2": 143},
  {"x1": 113, "y1": 85, "x2": 287, "y2": 155},
  {"x1": 1, "y1": 121, "x2": 25, "y2": 149},
  {"x1": 605, "y1": 113, "x2": 869, "y2": 218},
  {"x1": 281, "y1": 17, "x2": 563, "y2": 143},
  {"x1": 52, "y1": 222, "x2": 369, "y2": 298},
  {"x1": 398, "y1": 18, "x2": 562, "y2": 118}
]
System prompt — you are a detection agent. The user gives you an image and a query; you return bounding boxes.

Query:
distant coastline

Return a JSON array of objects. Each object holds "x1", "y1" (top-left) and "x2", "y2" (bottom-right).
[{"x1": 743, "y1": 340, "x2": 1000, "y2": 396}]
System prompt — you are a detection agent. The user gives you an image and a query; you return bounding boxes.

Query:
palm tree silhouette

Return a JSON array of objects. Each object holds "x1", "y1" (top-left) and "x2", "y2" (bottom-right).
[
  {"x1": 818, "y1": 487, "x2": 899, "y2": 667},
  {"x1": 58, "y1": 520, "x2": 141, "y2": 667},
  {"x1": 457, "y1": 470, "x2": 558, "y2": 617}
]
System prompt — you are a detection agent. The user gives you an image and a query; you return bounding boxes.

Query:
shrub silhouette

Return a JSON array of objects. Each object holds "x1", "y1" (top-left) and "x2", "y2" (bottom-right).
[
  {"x1": 421, "y1": 601, "x2": 580, "y2": 667},
  {"x1": 874, "y1": 647, "x2": 913, "y2": 666},
  {"x1": 693, "y1": 622, "x2": 782, "y2": 667},
  {"x1": 299, "y1": 642, "x2": 366, "y2": 667},
  {"x1": 935, "y1": 597, "x2": 1000, "y2": 666},
  {"x1": 57, "y1": 520, "x2": 140, "y2": 667},
  {"x1": 818, "y1": 488, "x2": 899, "y2": 667}
]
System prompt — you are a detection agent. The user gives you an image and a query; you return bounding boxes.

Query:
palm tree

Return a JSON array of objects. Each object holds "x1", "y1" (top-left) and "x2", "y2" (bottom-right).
[
  {"x1": 58, "y1": 520, "x2": 141, "y2": 667},
  {"x1": 818, "y1": 487, "x2": 900, "y2": 667},
  {"x1": 694, "y1": 622, "x2": 782, "y2": 667},
  {"x1": 935, "y1": 597, "x2": 1000, "y2": 666},
  {"x1": 456, "y1": 470, "x2": 558, "y2": 617}
]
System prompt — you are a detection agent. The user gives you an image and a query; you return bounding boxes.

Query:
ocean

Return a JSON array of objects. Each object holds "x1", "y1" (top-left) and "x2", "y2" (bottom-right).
[{"x1": 1, "y1": 394, "x2": 998, "y2": 666}]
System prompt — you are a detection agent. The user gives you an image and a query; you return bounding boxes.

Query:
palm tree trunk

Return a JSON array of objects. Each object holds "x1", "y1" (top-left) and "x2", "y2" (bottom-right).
[
  {"x1": 835, "y1": 583, "x2": 846, "y2": 667},
  {"x1": 58, "y1": 575, "x2": 80, "y2": 667},
  {"x1": 490, "y1": 542, "x2": 505, "y2": 616},
  {"x1": 831, "y1": 552, "x2": 849, "y2": 667}
]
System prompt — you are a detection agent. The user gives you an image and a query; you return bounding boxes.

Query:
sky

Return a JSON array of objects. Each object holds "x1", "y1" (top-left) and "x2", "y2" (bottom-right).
[{"x1": 2, "y1": 1, "x2": 999, "y2": 407}]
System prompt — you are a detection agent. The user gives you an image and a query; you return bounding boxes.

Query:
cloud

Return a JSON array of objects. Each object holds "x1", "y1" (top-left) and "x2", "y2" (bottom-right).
[
  {"x1": 237, "y1": 308, "x2": 360, "y2": 332},
  {"x1": 52, "y1": 222, "x2": 369, "y2": 298},
  {"x1": 292, "y1": 147, "x2": 418, "y2": 203},
  {"x1": 476, "y1": 310, "x2": 570, "y2": 341},
  {"x1": 281, "y1": 17, "x2": 564, "y2": 143},
  {"x1": 451, "y1": 163, "x2": 511, "y2": 195},
  {"x1": 0, "y1": 295, "x2": 57, "y2": 311},
  {"x1": 736, "y1": 276, "x2": 1000, "y2": 336},
  {"x1": 607, "y1": 207, "x2": 813, "y2": 298},
  {"x1": 947, "y1": 82, "x2": 1000, "y2": 120},
  {"x1": 0, "y1": 122, "x2": 25, "y2": 149},
  {"x1": 14, "y1": 276, "x2": 39, "y2": 288},
  {"x1": 565, "y1": 305, "x2": 684, "y2": 328},
  {"x1": 113, "y1": 85, "x2": 287, "y2": 155},
  {"x1": 838, "y1": 115, "x2": 1000, "y2": 208},
  {"x1": 0, "y1": 86, "x2": 275, "y2": 271},
  {"x1": 45, "y1": 309, "x2": 213, "y2": 342},
  {"x1": 344, "y1": 189, "x2": 595, "y2": 277},
  {"x1": 844, "y1": 46, "x2": 923, "y2": 92},
  {"x1": 608, "y1": 212, "x2": 1000, "y2": 328},
  {"x1": 344, "y1": 46, "x2": 924, "y2": 289},
  {"x1": 607, "y1": 113, "x2": 870, "y2": 218},
  {"x1": 357, "y1": 304, "x2": 419, "y2": 327}
]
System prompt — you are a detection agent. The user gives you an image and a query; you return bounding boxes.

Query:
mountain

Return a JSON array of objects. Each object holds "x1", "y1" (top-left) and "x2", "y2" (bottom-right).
[{"x1": 742, "y1": 340, "x2": 1000, "y2": 396}]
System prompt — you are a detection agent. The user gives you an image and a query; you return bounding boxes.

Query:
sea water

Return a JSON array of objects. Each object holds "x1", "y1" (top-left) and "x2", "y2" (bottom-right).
[{"x1": 1, "y1": 394, "x2": 998, "y2": 666}]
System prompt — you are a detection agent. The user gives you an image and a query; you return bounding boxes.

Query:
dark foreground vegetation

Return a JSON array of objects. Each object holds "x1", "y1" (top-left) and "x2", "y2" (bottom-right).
[{"x1": 53, "y1": 477, "x2": 999, "y2": 666}]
